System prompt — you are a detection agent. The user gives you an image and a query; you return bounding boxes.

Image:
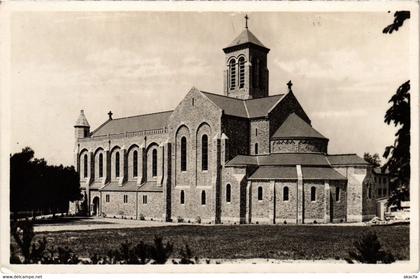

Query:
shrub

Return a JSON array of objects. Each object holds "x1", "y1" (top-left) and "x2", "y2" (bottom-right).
[
  {"x1": 346, "y1": 231, "x2": 396, "y2": 264},
  {"x1": 139, "y1": 214, "x2": 145, "y2": 221},
  {"x1": 150, "y1": 236, "x2": 173, "y2": 264},
  {"x1": 177, "y1": 244, "x2": 197, "y2": 264},
  {"x1": 195, "y1": 216, "x2": 201, "y2": 224},
  {"x1": 177, "y1": 216, "x2": 184, "y2": 223}
]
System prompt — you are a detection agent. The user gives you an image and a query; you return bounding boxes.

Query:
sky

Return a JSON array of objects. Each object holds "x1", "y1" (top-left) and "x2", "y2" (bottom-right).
[{"x1": 9, "y1": 11, "x2": 410, "y2": 166}]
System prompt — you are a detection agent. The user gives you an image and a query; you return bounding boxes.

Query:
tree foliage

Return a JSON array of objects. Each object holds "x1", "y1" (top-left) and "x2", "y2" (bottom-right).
[
  {"x1": 346, "y1": 232, "x2": 395, "y2": 264},
  {"x1": 383, "y1": 11, "x2": 410, "y2": 34},
  {"x1": 363, "y1": 153, "x2": 381, "y2": 168},
  {"x1": 10, "y1": 147, "x2": 81, "y2": 216},
  {"x1": 381, "y1": 11, "x2": 410, "y2": 207}
]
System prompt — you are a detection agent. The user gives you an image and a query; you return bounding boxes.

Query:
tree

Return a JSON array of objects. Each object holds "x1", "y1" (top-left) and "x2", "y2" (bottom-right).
[
  {"x1": 382, "y1": 11, "x2": 411, "y2": 207},
  {"x1": 10, "y1": 147, "x2": 81, "y2": 216},
  {"x1": 363, "y1": 153, "x2": 381, "y2": 168}
]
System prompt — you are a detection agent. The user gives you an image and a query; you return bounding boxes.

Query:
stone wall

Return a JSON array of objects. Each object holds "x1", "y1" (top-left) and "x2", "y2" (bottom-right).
[
  {"x1": 101, "y1": 191, "x2": 137, "y2": 219},
  {"x1": 249, "y1": 181, "x2": 272, "y2": 224},
  {"x1": 329, "y1": 180, "x2": 347, "y2": 222},
  {"x1": 168, "y1": 88, "x2": 222, "y2": 223},
  {"x1": 220, "y1": 166, "x2": 248, "y2": 224},
  {"x1": 302, "y1": 180, "x2": 325, "y2": 223},
  {"x1": 137, "y1": 191, "x2": 164, "y2": 221},
  {"x1": 274, "y1": 181, "x2": 298, "y2": 224},
  {"x1": 271, "y1": 138, "x2": 327, "y2": 154},
  {"x1": 222, "y1": 116, "x2": 249, "y2": 161},
  {"x1": 250, "y1": 119, "x2": 270, "y2": 155}
]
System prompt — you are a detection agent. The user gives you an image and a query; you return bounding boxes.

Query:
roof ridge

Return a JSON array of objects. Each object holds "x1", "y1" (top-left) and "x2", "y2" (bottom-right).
[
  {"x1": 111, "y1": 110, "x2": 174, "y2": 121},
  {"x1": 242, "y1": 100, "x2": 250, "y2": 118}
]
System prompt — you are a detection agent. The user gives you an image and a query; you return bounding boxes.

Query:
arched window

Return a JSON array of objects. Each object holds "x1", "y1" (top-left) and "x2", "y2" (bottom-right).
[
  {"x1": 229, "y1": 59, "x2": 236, "y2": 90},
  {"x1": 181, "y1": 137, "x2": 187, "y2": 171},
  {"x1": 259, "y1": 61, "x2": 265, "y2": 89},
  {"x1": 115, "y1": 152, "x2": 120, "y2": 178},
  {"x1": 99, "y1": 153, "x2": 103, "y2": 178},
  {"x1": 255, "y1": 143, "x2": 259, "y2": 155},
  {"x1": 258, "y1": 186, "x2": 263, "y2": 201},
  {"x1": 201, "y1": 191, "x2": 206, "y2": 205},
  {"x1": 311, "y1": 186, "x2": 316, "y2": 201},
  {"x1": 226, "y1": 184, "x2": 231, "y2": 203},
  {"x1": 180, "y1": 190, "x2": 185, "y2": 205},
  {"x1": 152, "y1": 149, "x2": 157, "y2": 177},
  {"x1": 368, "y1": 185, "x2": 372, "y2": 199},
  {"x1": 133, "y1": 150, "x2": 138, "y2": 177},
  {"x1": 336, "y1": 187, "x2": 340, "y2": 202},
  {"x1": 83, "y1": 154, "x2": 88, "y2": 178},
  {"x1": 283, "y1": 186, "x2": 289, "y2": 201},
  {"x1": 238, "y1": 57, "x2": 245, "y2": 88},
  {"x1": 201, "y1": 134, "x2": 208, "y2": 171}
]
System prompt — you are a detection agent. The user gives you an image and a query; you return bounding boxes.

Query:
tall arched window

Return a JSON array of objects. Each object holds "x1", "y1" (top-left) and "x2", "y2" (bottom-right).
[
  {"x1": 201, "y1": 134, "x2": 208, "y2": 171},
  {"x1": 254, "y1": 58, "x2": 260, "y2": 88},
  {"x1": 133, "y1": 150, "x2": 138, "y2": 177},
  {"x1": 259, "y1": 60, "x2": 265, "y2": 89},
  {"x1": 152, "y1": 149, "x2": 157, "y2": 177},
  {"x1": 180, "y1": 190, "x2": 185, "y2": 205},
  {"x1": 311, "y1": 186, "x2": 316, "y2": 201},
  {"x1": 181, "y1": 137, "x2": 187, "y2": 171},
  {"x1": 115, "y1": 152, "x2": 120, "y2": 178},
  {"x1": 255, "y1": 143, "x2": 259, "y2": 155},
  {"x1": 226, "y1": 184, "x2": 231, "y2": 203},
  {"x1": 257, "y1": 186, "x2": 263, "y2": 201},
  {"x1": 83, "y1": 154, "x2": 88, "y2": 178},
  {"x1": 336, "y1": 187, "x2": 340, "y2": 202},
  {"x1": 229, "y1": 59, "x2": 236, "y2": 90},
  {"x1": 238, "y1": 57, "x2": 245, "y2": 88},
  {"x1": 283, "y1": 186, "x2": 289, "y2": 201},
  {"x1": 201, "y1": 191, "x2": 206, "y2": 205},
  {"x1": 99, "y1": 153, "x2": 103, "y2": 178}
]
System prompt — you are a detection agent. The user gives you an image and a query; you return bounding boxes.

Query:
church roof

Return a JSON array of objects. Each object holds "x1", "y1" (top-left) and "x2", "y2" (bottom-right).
[
  {"x1": 272, "y1": 113, "x2": 327, "y2": 140},
  {"x1": 226, "y1": 153, "x2": 331, "y2": 167},
  {"x1": 248, "y1": 165, "x2": 346, "y2": 180},
  {"x1": 91, "y1": 110, "x2": 172, "y2": 137},
  {"x1": 223, "y1": 29, "x2": 269, "y2": 52},
  {"x1": 75, "y1": 110, "x2": 90, "y2": 127},
  {"x1": 201, "y1": 91, "x2": 284, "y2": 119}
]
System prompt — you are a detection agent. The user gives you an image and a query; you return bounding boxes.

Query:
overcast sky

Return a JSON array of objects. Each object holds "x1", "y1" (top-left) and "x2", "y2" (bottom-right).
[{"x1": 10, "y1": 11, "x2": 410, "y2": 166}]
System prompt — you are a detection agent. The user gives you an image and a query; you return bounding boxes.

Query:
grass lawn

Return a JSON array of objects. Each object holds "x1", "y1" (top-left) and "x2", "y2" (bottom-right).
[{"x1": 11, "y1": 224, "x2": 409, "y2": 261}]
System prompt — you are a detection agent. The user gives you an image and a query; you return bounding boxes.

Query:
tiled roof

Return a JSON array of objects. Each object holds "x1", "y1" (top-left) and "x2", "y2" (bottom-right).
[
  {"x1": 272, "y1": 113, "x2": 327, "y2": 139},
  {"x1": 224, "y1": 29, "x2": 268, "y2": 51},
  {"x1": 92, "y1": 111, "x2": 172, "y2": 136},
  {"x1": 249, "y1": 166, "x2": 297, "y2": 180},
  {"x1": 75, "y1": 110, "x2": 90, "y2": 127},
  {"x1": 201, "y1": 91, "x2": 284, "y2": 119},
  {"x1": 226, "y1": 153, "x2": 331, "y2": 167},
  {"x1": 327, "y1": 154, "x2": 369, "y2": 166},
  {"x1": 89, "y1": 181, "x2": 104, "y2": 190},
  {"x1": 138, "y1": 181, "x2": 163, "y2": 192},
  {"x1": 302, "y1": 167, "x2": 347, "y2": 180},
  {"x1": 101, "y1": 181, "x2": 140, "y2": 192}
]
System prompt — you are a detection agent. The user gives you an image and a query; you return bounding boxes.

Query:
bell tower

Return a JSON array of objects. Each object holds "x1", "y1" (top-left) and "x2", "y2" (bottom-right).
[{"x1": 223, "y1": 15, "x2": 270, "y2": 100}]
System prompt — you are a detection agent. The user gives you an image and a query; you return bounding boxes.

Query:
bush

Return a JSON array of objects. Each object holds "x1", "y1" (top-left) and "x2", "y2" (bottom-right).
[
  {"x1": 177, "y1": 216, "x2": 184, "y2": 223},
  {"x1": 346, "y1": 231, "x2": 396, "y2": 264},
  {"x1": 195, "y1": 216, "x2": 201, "y2": 224},
  {"x1": 174, "y1": 244, "x2": 197, "y2": 264},
  {"x1": 139, "y1": 214, "x2": 145, "y2": 221}
]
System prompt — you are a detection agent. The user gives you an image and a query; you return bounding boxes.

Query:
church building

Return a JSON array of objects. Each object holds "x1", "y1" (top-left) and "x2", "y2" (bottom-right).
[{"x1": 71, "y1": 18, "x2": 389, "y2": 224}]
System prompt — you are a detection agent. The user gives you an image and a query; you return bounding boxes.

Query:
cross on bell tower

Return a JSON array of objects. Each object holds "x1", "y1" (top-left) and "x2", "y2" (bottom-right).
[{"x1": 245, "y1": 14, "x2": 249, "y2": 29}]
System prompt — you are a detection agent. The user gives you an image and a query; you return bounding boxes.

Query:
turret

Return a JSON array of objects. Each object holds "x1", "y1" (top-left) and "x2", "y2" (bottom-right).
[{"x1": 74, "y1": 109, "x2": 90, "y2": 139}]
